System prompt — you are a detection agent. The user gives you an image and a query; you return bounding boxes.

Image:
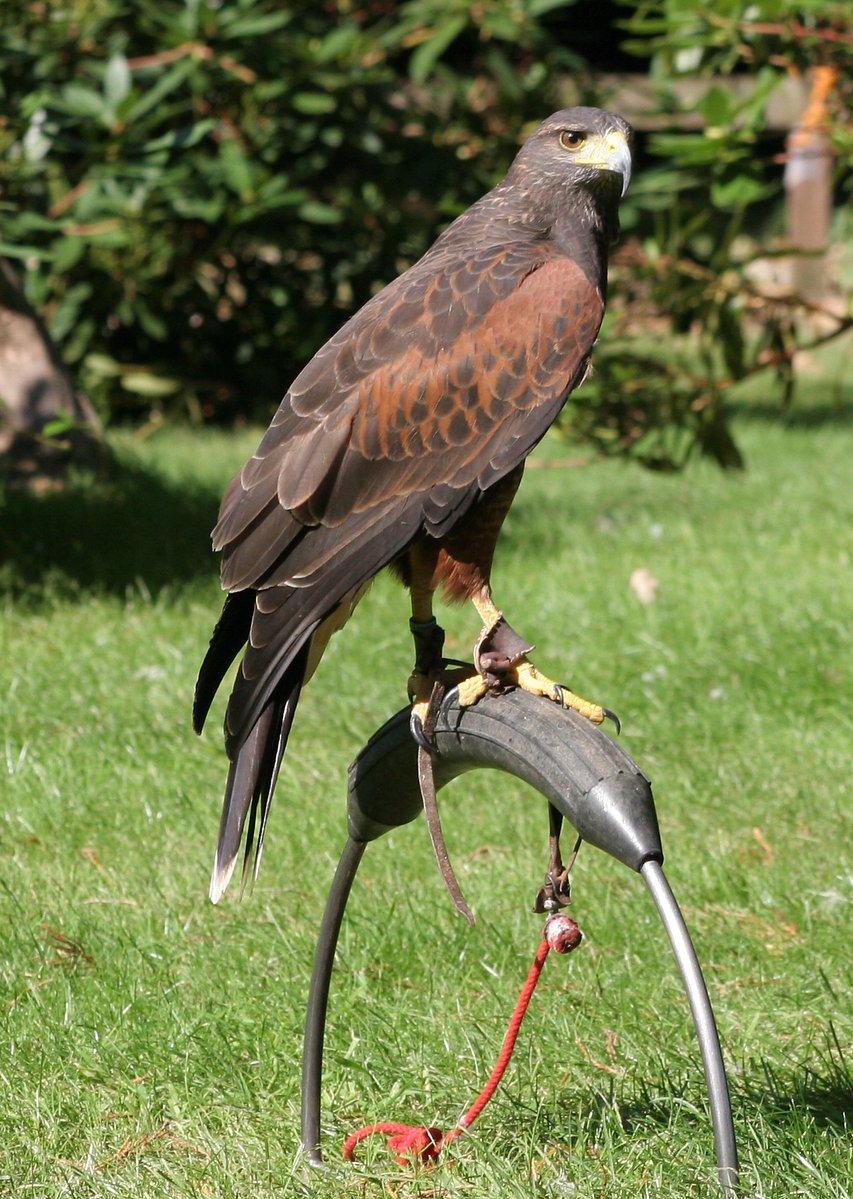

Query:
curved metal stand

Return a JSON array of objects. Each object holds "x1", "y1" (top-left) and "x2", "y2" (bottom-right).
[
  {"x1": 642, "y1": 860, "x2": 739, "y2": 1191},
  {"x1": 301, "y1": 835, "x2": 365, "y2": 1168},
  {"x1": 301, "y1": 689, "x2": 738, "y2": 1189}
]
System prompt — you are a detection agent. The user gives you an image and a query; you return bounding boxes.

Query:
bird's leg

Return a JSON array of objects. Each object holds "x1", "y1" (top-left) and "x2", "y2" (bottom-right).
[
  {"x1": 406, "y1": 544, "x2": 479, "y2": 740},
  {"x1": 407, "y1": 564, "x2": 446, "y2": 739},
  {"x1": 408, "y1": 615, "x2": 445, "y2": 747},
  {"x1": 456, "y1": 585, "x2": 617, "y2": 729}
]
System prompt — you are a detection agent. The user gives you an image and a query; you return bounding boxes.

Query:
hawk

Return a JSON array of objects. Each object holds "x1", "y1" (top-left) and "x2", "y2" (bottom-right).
[{"x1": 195, "y1": 107, "x2": 632, "y2": 902}]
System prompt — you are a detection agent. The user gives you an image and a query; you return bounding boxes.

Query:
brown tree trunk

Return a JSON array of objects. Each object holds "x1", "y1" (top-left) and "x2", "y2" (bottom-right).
[{"x1": 0, "y1": 257, "x2": 105, "y2": 488}]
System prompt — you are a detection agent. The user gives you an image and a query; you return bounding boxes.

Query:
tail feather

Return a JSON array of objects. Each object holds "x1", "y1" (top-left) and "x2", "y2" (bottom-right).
[
  {"x1": 209, "y1": 643, "x2": 309, "y2": 903},
  {"x1": 193, "y1": 590, "x2": 255, "y2": 735}
]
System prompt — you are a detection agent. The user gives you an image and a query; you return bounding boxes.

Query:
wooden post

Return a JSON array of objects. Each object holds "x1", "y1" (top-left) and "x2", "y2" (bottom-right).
[{"x1": 784, "y1": 66, "x2": 837, "y2": 301}]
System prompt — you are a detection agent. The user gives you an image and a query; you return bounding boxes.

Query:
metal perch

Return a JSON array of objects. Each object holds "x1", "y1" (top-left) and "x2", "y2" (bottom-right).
[{"x1": 301, "y1": 688, "x2": 739, "y2": 1191}]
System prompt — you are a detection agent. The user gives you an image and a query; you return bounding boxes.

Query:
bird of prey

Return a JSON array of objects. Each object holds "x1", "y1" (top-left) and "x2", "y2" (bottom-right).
[{"x1": 195, "y1": 106, "x2": 632, "y2": 903}]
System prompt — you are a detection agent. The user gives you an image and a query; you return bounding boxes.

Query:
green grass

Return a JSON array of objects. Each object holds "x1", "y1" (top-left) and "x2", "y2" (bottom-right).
[{"x1": 1, "y1": 346, "x2": 851, "y2": 1198}]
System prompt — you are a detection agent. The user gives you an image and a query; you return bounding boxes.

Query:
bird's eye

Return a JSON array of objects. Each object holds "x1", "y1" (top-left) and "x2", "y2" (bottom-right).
[{"x1": 559, "y1": 130, "x2": 587, "y2": 151}]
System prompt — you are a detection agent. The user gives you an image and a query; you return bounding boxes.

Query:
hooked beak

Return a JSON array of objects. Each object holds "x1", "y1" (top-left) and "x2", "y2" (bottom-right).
[
  {"x1": 606, "y1": 131, "x2": 632, "y2": 197},
  {"x1": 575, "y1": 128, "x2": 632, "y2": 197}
]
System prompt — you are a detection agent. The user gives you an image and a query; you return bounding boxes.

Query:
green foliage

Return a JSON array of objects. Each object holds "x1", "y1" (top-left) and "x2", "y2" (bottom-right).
[
  {"x1": 567, "y1": 0, "x2": 853, "y2": 469},
  {"x1": 624, "y1": 0, "x2": 853, "y2": 78},
  {"x1": 1, "y1": 0, "x2": 851, "y2": 468},
  {"x1": 0, "y1": 0, "x2": 592, "y2": 423}
]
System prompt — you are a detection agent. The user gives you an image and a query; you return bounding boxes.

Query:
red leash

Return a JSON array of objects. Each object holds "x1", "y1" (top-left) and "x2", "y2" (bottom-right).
[{"x1": 343, "y1": 912, "x2": 582, "y2": 1164}]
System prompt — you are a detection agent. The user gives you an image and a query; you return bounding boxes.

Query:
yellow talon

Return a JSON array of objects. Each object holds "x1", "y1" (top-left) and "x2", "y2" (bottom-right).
[
  {"x1": 455, "y1": 673, "x2": 489, "y2": 708},
  {"x1": 513, "y1": 659, "x2": 606, "y2": 724},
  {"x1": 453, "y1": 655, "x2": 608, "y2": 726},
  {"x1": 408, "y1": 670, "x2": 432, "y2": 725}
]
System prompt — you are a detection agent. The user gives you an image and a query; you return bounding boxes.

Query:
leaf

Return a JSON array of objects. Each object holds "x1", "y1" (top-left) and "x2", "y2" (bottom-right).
[
  {"x1": 253, "y1": 180, "x2": 306, "y2": 214},
  {"x1": 138, "y1": 120, "x2": 215, "y2": 154},
  {"x1": 7, "y1": 212, "x2": 63, "y2": 234},
  {"x1": 292, "y1": 92, "x2": 337, "y2": 115},
  {"x1": 60, "y1": 83, "x2": 109, "y2": 120},
  {"x1": 0, "y1": 241, "x2": 54, "y2": 261},
  {"x1": 42, "y1": 414, "x2": 78, "y2": 438},
  {"x1": 123, "y1": 59, "x2": 196, "y2": 125},
  {"x1": 219, "y1": 138, "x2": 254, "y2": 197},
  {"x1": 84, "y1": 353, "x2": 124, "y2": 378},
  {"x1": 314, "y1": 23, "x2": 360, "y2": 63},
  {"x1": 172, "y1": 193, "x2": 226, "y2": 221},
  {"x1": 297, "y1": 200, "x2": 343, "y2": 224},
  {"x1": 698, "y1": 85, "x2": 732, "y2": 128},
  {"x1": 219, "y1": 10, "x2": 293, "y2": 38},
  {"x1": 409, "y1": 16, "x2": 466, "y2": 83},
  {"x1": 52, "y1": 236, "x2": 86, "y2": 273},
  {"x1": 135, "y1": 302, "x2": 168, "y2": 341},
  {"x1": 734, "y1": 66, "x2": 782, "y2": 127},
  {"x1": 484, "y1": 46, "x2": 524, "y2": 100},
  {"x1": 122, "y1": 372, "x2": 182, "y2": 396},
  {"x1": 50, "y1": 282, "x2": 94, "y2": 342},
  {"x1": 711, "y1": 173, "x2": 768, "y2": 209},
  {"x1": 23, "y1": 115, "x2": 52, "y2": 163},
  {"x1": 480, "y1": 12, "x2": 521, "y2": 40},
  {"x1": 717, "y1": 303, "x2": 745, "y2": 380},
  {"x1": 104, "y1": 54, "x2": 131, "y2": 108}
]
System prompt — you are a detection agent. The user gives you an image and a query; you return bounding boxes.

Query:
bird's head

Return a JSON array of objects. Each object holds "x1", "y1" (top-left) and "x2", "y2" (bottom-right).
[{"x1": 509, "y1": 106, "x2": 633, "y2": 210}]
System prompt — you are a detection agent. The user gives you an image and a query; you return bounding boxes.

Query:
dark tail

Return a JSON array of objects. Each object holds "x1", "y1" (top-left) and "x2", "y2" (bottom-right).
[
  {"x1": 193, "y1": 591, "x2": 310, "y2": 903},
  {"x1": 193, "y1": 590, "x2": 255, "y2": 736},
  {"x1": 208, "y1": 643, "x2": 309, "y2": 903}
]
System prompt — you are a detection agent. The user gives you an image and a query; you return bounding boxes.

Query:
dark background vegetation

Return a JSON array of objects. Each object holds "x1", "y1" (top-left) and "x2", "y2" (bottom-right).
[{"x1": 1, "y1": 0, "x2": 851, "y2": 468}]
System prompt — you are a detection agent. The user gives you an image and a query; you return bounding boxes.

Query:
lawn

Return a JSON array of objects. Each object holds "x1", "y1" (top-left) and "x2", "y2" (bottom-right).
[{"x1": 1, "y1": 345, "x2": 851, "y2": 1198}]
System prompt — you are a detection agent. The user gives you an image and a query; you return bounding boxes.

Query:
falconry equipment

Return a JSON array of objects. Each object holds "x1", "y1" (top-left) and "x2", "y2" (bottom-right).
[{"x1": 194, "y1": 107, "x2": 741, "y2": 1190}]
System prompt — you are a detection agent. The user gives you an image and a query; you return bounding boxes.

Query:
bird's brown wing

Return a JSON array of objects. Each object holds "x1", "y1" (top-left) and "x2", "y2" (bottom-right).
[
  {"x1": 218, "y1": 240, "x2": 603, "y2": 579},
  {"x1": 200, "y1": 240, "x2": 604, "y2": 752}
]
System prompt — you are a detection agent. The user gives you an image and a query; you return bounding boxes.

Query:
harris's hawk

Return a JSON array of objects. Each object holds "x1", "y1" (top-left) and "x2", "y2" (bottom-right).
[{"x1": 195, "y1": 107, "x2": 632, "y2": 902}]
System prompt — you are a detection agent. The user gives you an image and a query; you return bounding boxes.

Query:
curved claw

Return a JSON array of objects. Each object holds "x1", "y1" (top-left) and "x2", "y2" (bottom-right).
[
  {"x1": 603, "y1": 707, "x2": 621, "y2": 736},
  {"x1": 409, "y1": 710, "x2": 434, "y2": 752}
]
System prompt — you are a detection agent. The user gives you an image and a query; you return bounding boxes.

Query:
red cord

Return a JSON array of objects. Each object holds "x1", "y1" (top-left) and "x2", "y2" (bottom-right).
[{"x1": 343, "y1": 913, "x2": 581, "y2": 1164}]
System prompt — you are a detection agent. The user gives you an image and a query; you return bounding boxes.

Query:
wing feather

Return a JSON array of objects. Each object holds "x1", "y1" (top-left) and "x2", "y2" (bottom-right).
[
  {"x1": 211, "y1": 237, "x2": 604, "y2": 752},
  {"x1": 219, "y1": 250, "x2": 600, "y2": 551}
]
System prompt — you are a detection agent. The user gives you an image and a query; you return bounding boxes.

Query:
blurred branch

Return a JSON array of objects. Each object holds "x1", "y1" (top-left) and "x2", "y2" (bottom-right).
[{"x1": 737, "y1": 20, "x2": 853, "y2": 48}]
